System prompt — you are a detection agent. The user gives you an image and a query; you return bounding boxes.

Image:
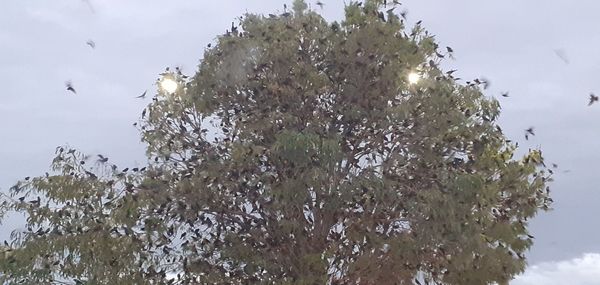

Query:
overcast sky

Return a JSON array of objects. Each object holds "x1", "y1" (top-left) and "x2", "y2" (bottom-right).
[{"x1": 1, "y1": 1, "x2": 599, "y2": 283}]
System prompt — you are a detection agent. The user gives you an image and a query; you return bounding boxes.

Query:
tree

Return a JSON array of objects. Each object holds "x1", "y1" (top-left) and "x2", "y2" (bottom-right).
[{"x1": 0, "y1": 0, "x2": 553, "y2": 284}]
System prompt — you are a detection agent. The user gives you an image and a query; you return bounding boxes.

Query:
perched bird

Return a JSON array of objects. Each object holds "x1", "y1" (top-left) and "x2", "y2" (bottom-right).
[
  {"x1": 86, "y1": 40, "x2": 96, "y2": 49},
  {"x1": 501, "y1": 92, "x2": 509, "y2": 97},
  {"x1": 589, "y1": 93, "x2": 598, "y2": 106},
  {"x1": 65, "y1": 81, "x2": 77, "y2": 94},
  {"x1": 524, "y1": 127, "x2": 535, "y2": 140},
  {"x1": 136, "y1": 90, "x2": 147, "y2": 99}
]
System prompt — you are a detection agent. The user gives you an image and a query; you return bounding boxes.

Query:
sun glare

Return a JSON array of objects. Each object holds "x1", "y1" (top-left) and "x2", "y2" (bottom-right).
[
  {"x1": 408, "y1": 72, "x2": 421, "y2": 85},
  {"x1": 160, "y1": 77, "x2": 178, "y2": 94}
]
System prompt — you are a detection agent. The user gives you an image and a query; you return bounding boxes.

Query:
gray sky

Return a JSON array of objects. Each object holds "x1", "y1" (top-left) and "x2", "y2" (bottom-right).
[{"x1": 1, "y1": 1, "x2": 599, "y2": 282}]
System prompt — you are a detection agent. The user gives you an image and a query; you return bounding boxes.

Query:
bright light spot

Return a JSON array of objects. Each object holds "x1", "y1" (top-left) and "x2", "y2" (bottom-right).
[
  {"x1": 160, "y1": 77, "x2": 178, "y2": 94},
  {"x1": 408, "y1": 72, "x2": 421, "y2": 84}
]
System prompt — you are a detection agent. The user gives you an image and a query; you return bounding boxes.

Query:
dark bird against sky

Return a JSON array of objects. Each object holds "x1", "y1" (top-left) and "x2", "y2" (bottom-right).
[
  {"x1": 589, "y1": 93, "x2": 598, "y2": 106},
  {"x1": 525, "y1": 127, "x2": 535, "y2": 140},
  {"x1": 136, "y1": 90, "x2": 147, "y2": 99},
  {"x1": 65, "y1": 81, "x2": 76, "y2": 94}
]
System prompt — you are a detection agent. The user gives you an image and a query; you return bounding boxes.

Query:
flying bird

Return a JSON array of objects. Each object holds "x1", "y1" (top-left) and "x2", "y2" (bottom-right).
[
  {"x1": 97, "y1": 155, "x2": 108, "y2": 163},
  {"x1": 553, "y1": 49, "x2": 569, "y2": 64},
  {"x1": 478, "y1": 77, "x2": 490, "y2": 89},
  {"x1": 399, "y1": 10, "x2": 408, "y2": 20},
  {"x1": 524, "y1": 127, "x2": 535, "y2": 140},
  {"x1": 136, "y1": 90, "x2": 147, "y2": 99},
  {"x1": 316, "y1": 1, "x2": 324, "y2": 8},
  {"x1": 65, "y1": 81, "x2": 76, "y2": 94},
  {"x1": 589, "y1": 93, "x2": 598, "y2": 106},
  {"x1": 86, "y1": 40, "x2": 96, "y2": 49},
  {"x1": 501, "y1": 92, "x2": 509, "y2": 97},
  {"x1": 446, "y1": 46, "x2": 455, "y2": 59}
]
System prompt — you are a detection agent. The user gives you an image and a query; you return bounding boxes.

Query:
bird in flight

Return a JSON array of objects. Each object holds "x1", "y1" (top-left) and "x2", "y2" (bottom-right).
[
  {"x1": 553, "y1": 49, "x2": 569, "y2": 64},
  {"x1": 446, "y1": 46, "x2": 455, "y2": 59},
  {"x1": 316, "y1": 1, "x2": 324, "y2": 8},
  {"x1": 589, "y1": 93, "x2": 598, "y2": 106},
  {"x1": 97, "y1": 155, "x2": 108, "y2": 163},
  {"x1": 86, "y1": 40, "x2": 96, "y2": 49},
  {"x1": 501, "y1": 92, "x2": 509, "y2": 97},
  {"x1": 65, "y1": 81, "x2": 77, "y2": 94},
  {"x1": 399, "y1": 10, "x2": 408, "y2": 20},
  {"x1": 136, "y1": 90, "x2": 147, "y2": 99},
  {"x1": 524, "y1": 127, "x2": 535, "y2": 140}
]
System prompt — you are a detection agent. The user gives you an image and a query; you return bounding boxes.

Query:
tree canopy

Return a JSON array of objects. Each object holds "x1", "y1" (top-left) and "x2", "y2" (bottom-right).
[{"x1": 0, "y1": 0, "x2": 553, "y2": 284}]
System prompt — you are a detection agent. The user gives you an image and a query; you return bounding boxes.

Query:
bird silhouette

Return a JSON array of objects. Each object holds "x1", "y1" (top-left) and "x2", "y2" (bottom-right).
[
  {"x1": 481, "y1": 77, "x2": 490, "y2": 89},
  {"x1": 86, "y1": 40, "x2": 96, "y2": 49},
  {"x1": 400, "y1": 10, "x2": 408, "y2": 19},
  {"x1": 501, "y1": 92, "x2": 509, "y2": 97},
  {"x1": 316, "y1": 1, "x2": 324, "y2": 8},
  {"x1": 65, "y1": 81, "x2": 77, "y2": 94},
  {"x1": 446, "y1": 46, "x2": 455, "y2": 59},
  {"x1": 553, "y1": 49, "x2": 569, "y2": 64},
  {"x1": 97, "y1": 155, "x2": 108, "y2": 163},
  {"x1": 589, "y1": 93, "x2": 598, "y2": 106},
  {"x1": 524, "y1": 127, "x2": 535, "y2": 140},
  {"x1": 136, "y1": 90, "x2": 147, "y2": 99}
]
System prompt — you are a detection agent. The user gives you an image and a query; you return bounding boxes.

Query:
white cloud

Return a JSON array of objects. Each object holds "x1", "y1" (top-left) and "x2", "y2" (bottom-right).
[{"x1": 513, "y1": 253, "x2": 600, "y2": 285}]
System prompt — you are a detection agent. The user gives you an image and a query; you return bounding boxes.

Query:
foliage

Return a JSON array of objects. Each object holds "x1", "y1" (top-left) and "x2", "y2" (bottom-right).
[{"x1": 0, "y1": 0, "x2": 552, "y2": 284}]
